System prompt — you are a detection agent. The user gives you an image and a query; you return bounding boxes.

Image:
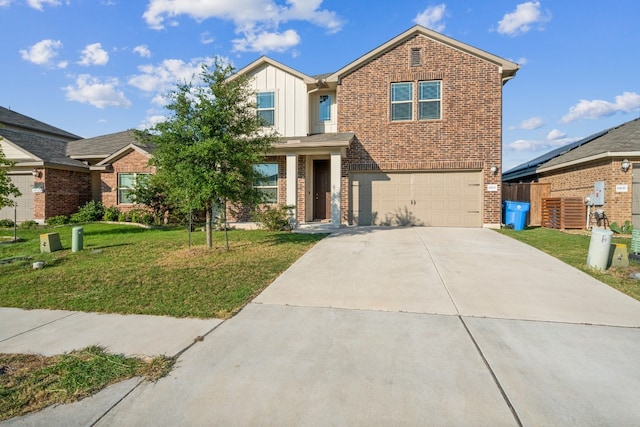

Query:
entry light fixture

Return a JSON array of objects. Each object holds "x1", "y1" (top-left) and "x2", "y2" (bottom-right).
[
  {"x1": 490, "y1": 165, "x2": 498, "y2": 174},
  {"x1": 621, "y1": 159, "x2": 631, "y2": 172},
  {"x1": 32, "y1": 169, "x2": 41, "y2": 178}
]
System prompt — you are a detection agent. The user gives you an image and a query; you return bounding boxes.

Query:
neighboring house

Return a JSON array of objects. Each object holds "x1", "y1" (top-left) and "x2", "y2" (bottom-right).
[
  {"x1": 0, "y1": 106, "x2": 88, "y2": 223},
  {"x1": 533, "y1": 118, "x2": 640, "y2": 228},
  {"x1": 0, "y1": 106, "x2": 151, "y2": 223},
  {"x1": 237, "y1": 25, "x2": 519, "y2": 228}
]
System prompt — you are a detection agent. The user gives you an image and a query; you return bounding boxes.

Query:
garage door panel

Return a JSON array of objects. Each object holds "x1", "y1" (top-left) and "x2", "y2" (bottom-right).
[
  {"x1": 351, "y1": 171, "x2": 482, "y2": 227},
  {"x1": 0, "y1": 174, "x2": 34, "y2": 223}
]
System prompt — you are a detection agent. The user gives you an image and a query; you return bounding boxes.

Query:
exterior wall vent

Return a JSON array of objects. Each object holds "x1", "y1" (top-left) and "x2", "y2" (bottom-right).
[{"x1": 410, "y1": 48, "x2": 421, "y2": 67}]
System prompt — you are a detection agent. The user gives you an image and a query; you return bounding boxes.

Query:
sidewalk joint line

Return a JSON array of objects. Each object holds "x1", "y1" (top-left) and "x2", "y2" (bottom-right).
[
  {"x1": 458, "y1": 316, "x2": 523, "y2": 427},
  {"x1": 0, "y1": 310, "x2": 79, "y2": 343}
]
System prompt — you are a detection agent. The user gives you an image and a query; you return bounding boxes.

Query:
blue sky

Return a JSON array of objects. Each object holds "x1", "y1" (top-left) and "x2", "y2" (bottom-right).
[{"x1": 1, "y1": 0, "x2": 639, "y2": 171}]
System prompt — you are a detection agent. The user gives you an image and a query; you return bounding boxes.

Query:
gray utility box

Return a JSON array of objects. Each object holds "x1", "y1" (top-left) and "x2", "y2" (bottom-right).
[{"x1": 40, "y1": 233, "x2": 62, "y2": 253}]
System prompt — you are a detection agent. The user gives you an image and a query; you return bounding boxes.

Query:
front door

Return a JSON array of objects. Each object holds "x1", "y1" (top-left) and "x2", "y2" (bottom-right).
[{"x1": 313, "y1": 160, "x2": 330, "y2": 220}]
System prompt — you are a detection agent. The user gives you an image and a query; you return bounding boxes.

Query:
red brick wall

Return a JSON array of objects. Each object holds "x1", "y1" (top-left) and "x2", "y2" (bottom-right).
[
  {"x1": 538, "y1": 158, "x2": 633, "y2": 226},
  {"x1": 101, "y1": 149, "x2": 154, "y2": 212},
  {"x1": 34, "y1": 168, "x2": 92, "y2": 221},
  {"x1": 337, "y1": 34, "x2": 504, "y2": 225}
]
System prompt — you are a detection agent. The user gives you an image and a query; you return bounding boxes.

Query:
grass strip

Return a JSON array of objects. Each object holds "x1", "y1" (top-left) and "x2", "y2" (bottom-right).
[{"x1": 0, "y1": 346, "x2": 174, "y2": 421}]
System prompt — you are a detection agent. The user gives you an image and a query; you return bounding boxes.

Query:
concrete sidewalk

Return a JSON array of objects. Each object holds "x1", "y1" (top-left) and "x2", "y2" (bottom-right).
[{"x1": 3, "y1": 227, "x2": 640, "y2": 426}]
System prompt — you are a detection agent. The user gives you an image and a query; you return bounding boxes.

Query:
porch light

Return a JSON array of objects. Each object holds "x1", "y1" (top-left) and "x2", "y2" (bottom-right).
[
  {"x1": 490, "y1": 165, "x2": 498, "y2": 174},
  {"x1": 621, "y1": 159, "x2": 631, "y2": 172},
  {"x1": 32, "y1": 169, "x2": 41, "y2": 178}
]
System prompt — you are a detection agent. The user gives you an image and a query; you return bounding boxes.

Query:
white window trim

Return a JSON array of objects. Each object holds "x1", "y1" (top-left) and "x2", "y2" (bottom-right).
[
  {"x1": 117, "y1": 172, "x2": 149, "y2": 205},
  {"x1": 390, "y1": 82, "x2": 414, "y2": 121},
  {"x1": 254, "y1": 163, "x2": 279, "y2": 204},
  {"x1": 257, "y1": 90, "x2": 277, "y2": 128},
  {"x1": 418, "y1": 80, "x2": 442, "y2": 121}
]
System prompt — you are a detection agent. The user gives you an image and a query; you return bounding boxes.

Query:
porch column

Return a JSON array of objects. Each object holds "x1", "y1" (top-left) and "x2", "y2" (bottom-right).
[
  {"x1": 286, "y1": 153, "x2": 297, "y2": 218},
  {"x1": 330, "y1": 152, "x2": 341, "y2": 227}
]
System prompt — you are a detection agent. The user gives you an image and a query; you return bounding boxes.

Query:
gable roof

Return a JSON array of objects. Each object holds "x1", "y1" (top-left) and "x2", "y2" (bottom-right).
[
  {"x1": 327, "y1": 25, "x2": 520, "y2": 84},
  {"x1": 538, "y1": 118, "x2": 640, "y2": 173},
  {"x1": 502, "y1": 131, "x2": 608, "y2": 182},
  {"x1": 233, "y1": 56, "x2": 317, "y2": 84},
  {"x1": 93, "y1": 143, "x2": 153, "y2": 169},
  {"x1": 0, "y1": 106, "x2": 81, "y2": 141},
  {"x1": 0, "y1": 128, "x2": 87, "y2": 170},
  {"x1": 66, "y1": 130, "x2": 148, "y2": 160}
]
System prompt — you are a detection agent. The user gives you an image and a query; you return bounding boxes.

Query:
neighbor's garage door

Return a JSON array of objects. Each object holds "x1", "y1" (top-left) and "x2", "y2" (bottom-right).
[
  {"x1": 350, "y1": 171, "x2": 482, "y2": 227},
  {"x1": 0, "y1": 174, "x2": 34, "y2": 223}
]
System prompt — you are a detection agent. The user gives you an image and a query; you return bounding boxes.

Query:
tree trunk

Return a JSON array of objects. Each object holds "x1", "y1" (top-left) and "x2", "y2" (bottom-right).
[{"x1": 205, "y1": 205, "x2": 213, "y2": 249}]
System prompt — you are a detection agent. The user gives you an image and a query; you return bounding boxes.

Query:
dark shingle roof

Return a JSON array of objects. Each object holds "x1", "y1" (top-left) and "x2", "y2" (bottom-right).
[
  {"x1": 0, "y1": 106, "x2": 82, "y2": 141},
  {"x1": 0, "y1": 128, "x2": 87, "y2": 169},
  {"x1": 66, "y1": 130, "x2": 149, "y2": 159},
  {"x1": 540, "y1": 118, "x2": 640, "y2": 170}
]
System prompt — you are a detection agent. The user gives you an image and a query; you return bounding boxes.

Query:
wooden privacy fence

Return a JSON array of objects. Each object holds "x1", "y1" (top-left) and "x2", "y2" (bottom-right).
[
  {"x1": 541, "y1": 197, "x2": 586, "y2": 230},
  {"x1": 502, "y1": 183, "x2": 551, "y2": 227}
]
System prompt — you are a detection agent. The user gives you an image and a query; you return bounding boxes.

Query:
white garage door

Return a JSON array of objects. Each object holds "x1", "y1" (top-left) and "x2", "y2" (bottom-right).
[
  {"x1": 0, "y1": 174, "x2": 34, "y2": 223},
  {"x1": 350, "y1": 171, "x2": 482, "y2": 227}
]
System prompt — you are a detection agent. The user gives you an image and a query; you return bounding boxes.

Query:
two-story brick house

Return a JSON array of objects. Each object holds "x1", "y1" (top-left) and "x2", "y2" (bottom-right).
[{"x1": 238, "y1": 25, "x2": 519, "y2": 228}]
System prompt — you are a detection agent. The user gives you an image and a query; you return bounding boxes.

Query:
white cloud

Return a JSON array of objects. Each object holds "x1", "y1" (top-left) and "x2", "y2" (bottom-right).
[
  {"x1": 0, "y1": 0, "x2": 12, "y2": 7},
  {"x1": 78, "y1": 43, "x2": 109, "y2": 66},
  {"x1": 233, "y1": 29, "x2": 301, "y2": 53},
  {"x1": 27, "y1": 0, "x2": 61, "y2": 10},
  {"x1": 200, "y1": 31, "x2": 214, "y2": 45},
  {"x1": 517, "y1": 116, "x2": 544, "y2": 130},
  {"x1": 414, "y1": 3, "x2": 447, "y2": 32},
  {"x1": 506, "y1": 134, "x2": 580, "y2": 152},
  {"x1": 64, "y1": 74, "x2": 131, "y2": 109},
  {"x1": 128, "y1": 57, "x2": 216, "y2": 93},
  {"x1": 561, "y1": 92, "x2": 640, "y2": 123},
  {"x1": 497, "y1": 1, "x2": 550, "y2": 36},
  {"x1": 133, "y1": 45, "x2": 152, "y2": 58},
  {"x1": 20, "y1": 39, "x2": 65, "y2": 67},
  {"x1": 142, "y1": 0, "x2": 344, "y2": 53},
  {"x1": 547, "y1": 129, "x2": 566, "y2": 140}
]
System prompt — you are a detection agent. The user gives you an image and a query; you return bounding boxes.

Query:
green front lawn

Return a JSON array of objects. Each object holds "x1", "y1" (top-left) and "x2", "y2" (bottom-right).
[
  {"x1": 0, "y1": 224, "x2": 325, "y2": 319},
  {"x1": 498, "y1": 227, "x2": 640, "y2": 301}
]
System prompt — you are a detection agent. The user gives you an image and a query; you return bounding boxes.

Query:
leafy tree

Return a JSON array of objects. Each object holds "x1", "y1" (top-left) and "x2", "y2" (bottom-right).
[
  {"x1": 148, "y1": 57, "x2": 278, "y2": 249},
  {"x1": 0, "y1": 139, "x2": 21, "y2": 210}
]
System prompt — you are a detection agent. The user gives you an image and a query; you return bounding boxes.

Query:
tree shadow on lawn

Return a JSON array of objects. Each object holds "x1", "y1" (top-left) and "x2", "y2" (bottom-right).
[{"x1": 263, "y1": 232, "x2": 328, "y2": 246}]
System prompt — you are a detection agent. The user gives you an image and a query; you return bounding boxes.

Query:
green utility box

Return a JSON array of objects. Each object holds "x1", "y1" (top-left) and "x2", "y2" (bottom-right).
[
  {"x1": 40, "y1": 233, "x2": 62, "y2": 253},
  {"x1": 72, "y1": 227, "x2": 83, "y2": 252}
]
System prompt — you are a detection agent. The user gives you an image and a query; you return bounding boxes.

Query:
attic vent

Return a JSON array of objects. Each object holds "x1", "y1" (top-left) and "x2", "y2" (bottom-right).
[{"x1": 410, "y1": 48, "x2": 421, "y2": 67}]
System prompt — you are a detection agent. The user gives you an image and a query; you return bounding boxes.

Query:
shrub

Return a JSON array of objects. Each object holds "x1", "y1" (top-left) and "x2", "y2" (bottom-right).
[
  {"x1": 252, "y1": 205, "x2": 295, "y2": 231},
  {"x1": 19, "y1": 220, "x2": 39, "y2": 229},
  {"x1": 117, "y1": 212, "x2": 128, "y2": 222},
  {"x1": 103, "y1": 206, "x2": 121, "y2": 222},
  {"x1": 70, "y1": 200, "x2": 105, "y2": 224},
  {"x1": 46, "y1": 215, "x2": 69, "y2": 226},
  {"x1": 139, "y1": 213, "x2": 155, "y2": 225},
  {"x1": 0, "y1": 219, "x2": 15, "y2": 228}
]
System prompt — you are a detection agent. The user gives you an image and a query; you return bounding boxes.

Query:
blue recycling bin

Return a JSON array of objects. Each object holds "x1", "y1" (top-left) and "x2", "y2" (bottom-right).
[{"x1": 504, "y1": 201, "x2": 530, "y2": 231}]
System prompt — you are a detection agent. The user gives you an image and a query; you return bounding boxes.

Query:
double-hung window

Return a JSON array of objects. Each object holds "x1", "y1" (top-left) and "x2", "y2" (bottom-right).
[
  {"x1": 319, "y1": 95, "x2": 331, "y2": 122},
  {"x1": 118, "y1": 173, "x2": 149, "y2": 204},
  {"x1": 254, "y1": 163, "x2": 278, "y2": 204},
  {"x1": 418, "y1": 81, "x2": 441, "y2": 120},
  {"x1": 390, "y1": 82, "x2": 413, "y2": 121},
  {"x1": 257, "y1": 92, "x2": 275, "y2": 126}
]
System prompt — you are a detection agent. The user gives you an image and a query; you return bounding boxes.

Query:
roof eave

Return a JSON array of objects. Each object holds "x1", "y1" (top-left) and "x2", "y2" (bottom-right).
[{"x1": 538, "y1": 151, "x2": 640, "y2": 173}]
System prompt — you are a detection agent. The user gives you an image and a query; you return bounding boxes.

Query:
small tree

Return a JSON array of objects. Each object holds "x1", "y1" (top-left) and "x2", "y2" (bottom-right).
[
  {"x1": 148, "y1": 57, "x2": 278, "y2": 249},
  {"x1": 0, "y1": 139, "x2": 21, "y2": 210}
]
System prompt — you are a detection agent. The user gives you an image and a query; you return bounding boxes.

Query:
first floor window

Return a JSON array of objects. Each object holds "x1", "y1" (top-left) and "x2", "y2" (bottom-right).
[
  {"x1": 418, "y1": 80, "x2": 441, "y2": 120},
  {"x1": 391, "y1": 82, "x2": 413, "y2": 121},
  {"x1": 118, "y1": 173, "x2": 149, "y2": 204},
  {"x1": 254, "y1": 163, "x2": 278, "y2": 203},
  {"x1": 257, "y1": 92, "x2": 275, "y2": 126}
]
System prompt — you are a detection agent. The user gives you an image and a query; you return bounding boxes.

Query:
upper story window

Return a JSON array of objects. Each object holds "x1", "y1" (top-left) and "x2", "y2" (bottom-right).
[
  {"x1": 254, "y1": 163, "x2": 278, "y2": 204},
  {"x1": 319, "y1": 95, "x2": 331, "y2": 122},
  {"x1": 418, "y1": 81, "x2": 441, "y2": 120},
  {"x1": 390, "y1": 82, "x2": 413, "y2": 121},
  {"x1": 118, "y1": 173, "x2": 150, "y2": 204},
  {"x1": 257, "y1": 92, "x2": 275, "y2": 126}
]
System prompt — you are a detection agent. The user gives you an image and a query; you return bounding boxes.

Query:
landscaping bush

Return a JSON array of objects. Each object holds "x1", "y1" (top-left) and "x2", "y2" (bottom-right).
[
  {"x1": 252, "y1": 205, "x2": 295, "y2": 231},
  {"x1": 19, "y1": 220, "x2": 39, "y2": 229},
  {"x1": 0, "y1": 219, "x2": 15, "y2": 228},
  {"x1": 103, "y1": 206, "x2": 121, "y2": 222},
  {"x1": 117, "y1": 211, "x2": 128, "y2": 222},
  {"x1": 46, "y1": 215, "x2": 69, "y2": 226},
  {"x1": 70, "y1": 200, "x2": 105, "y2": 224}
]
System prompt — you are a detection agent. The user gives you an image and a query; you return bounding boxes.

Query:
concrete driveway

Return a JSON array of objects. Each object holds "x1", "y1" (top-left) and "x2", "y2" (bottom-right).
[{"x1": 4, "y1": 227, "x2": 640, "y2": 426}]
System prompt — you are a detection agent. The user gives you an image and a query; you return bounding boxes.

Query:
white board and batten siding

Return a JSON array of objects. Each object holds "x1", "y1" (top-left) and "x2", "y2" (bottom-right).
[{"x1": 250, "y1": 65, "x2": 308, "y2": 138}]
